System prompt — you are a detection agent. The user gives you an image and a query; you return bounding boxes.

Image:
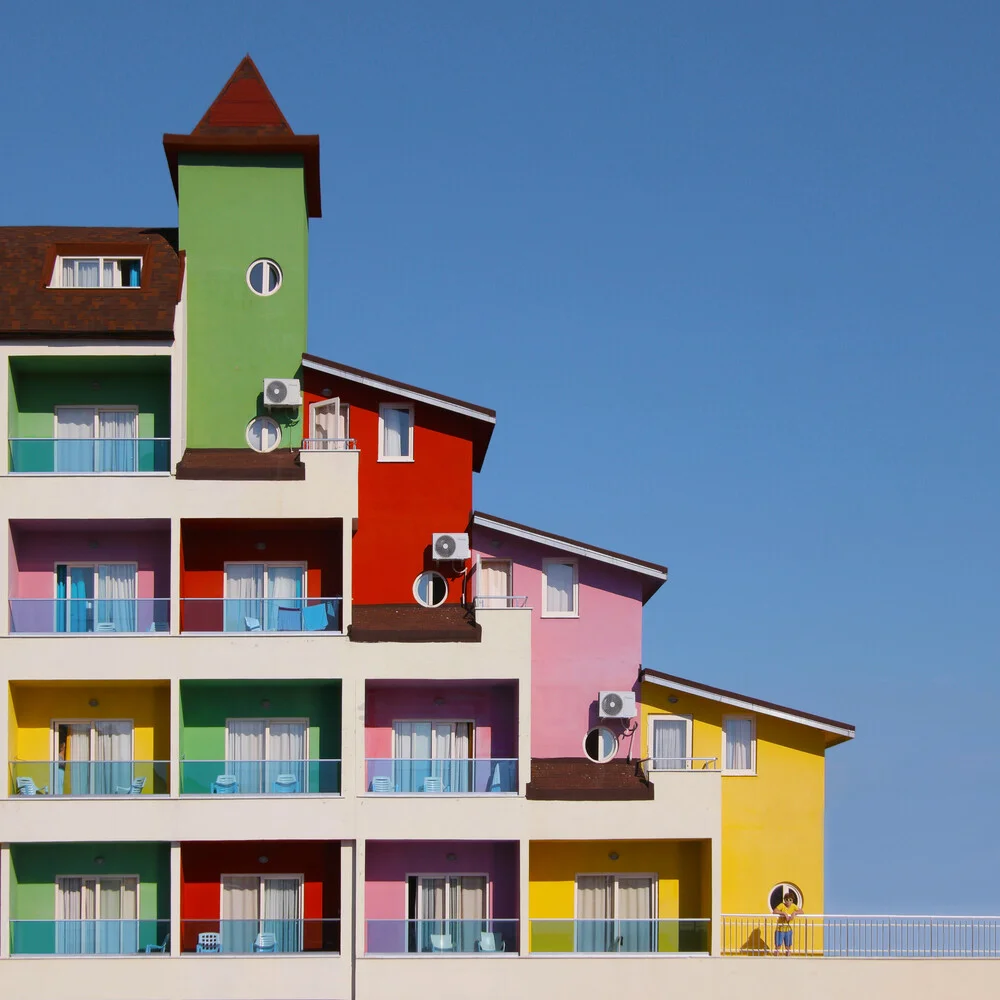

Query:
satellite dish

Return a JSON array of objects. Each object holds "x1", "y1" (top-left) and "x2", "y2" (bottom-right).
[
  {"x1": 266, "y1": 380, "x2": 288, "y2": 404},
  {"x1": 434, "y1": 534, "x2": 457, "y2": 558},
  {"x1": 601, "y1": 692, "x2": 623, "y2": 716}
]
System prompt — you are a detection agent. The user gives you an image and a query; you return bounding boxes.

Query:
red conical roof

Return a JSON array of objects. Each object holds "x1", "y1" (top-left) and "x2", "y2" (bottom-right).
[{"x1": 192, "y1": 55, "x2": 293, "y2": 137}]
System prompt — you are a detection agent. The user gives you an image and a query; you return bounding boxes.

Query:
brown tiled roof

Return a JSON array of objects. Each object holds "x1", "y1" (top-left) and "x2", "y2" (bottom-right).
[
  {"x1": 349, "y1": 604, "x2": 482, "y2": 643},
  {"x1": 0, "y1": 227, "x2": 180, "y2": 337},
  {"x1": 526, "y1": 758, "x2": 654, "y2": 801},
  {"x1": 175, "y1": 448, "x2": 305, "y2": 481}
]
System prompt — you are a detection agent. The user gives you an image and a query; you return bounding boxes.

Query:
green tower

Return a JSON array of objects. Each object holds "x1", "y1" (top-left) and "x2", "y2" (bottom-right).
[{"x1": 163, "y1": 57, "x2": 322, "y2": 449}]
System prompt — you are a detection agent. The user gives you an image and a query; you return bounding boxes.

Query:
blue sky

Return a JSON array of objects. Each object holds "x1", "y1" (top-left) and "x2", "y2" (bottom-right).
[{"x1": 3, "y1": 2, "x2": 999, "y2": 912}]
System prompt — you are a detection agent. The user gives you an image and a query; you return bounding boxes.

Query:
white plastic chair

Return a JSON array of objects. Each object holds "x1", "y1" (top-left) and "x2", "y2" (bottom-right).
[{"x1": 430, "y1": 933, "x2": 454, "y2": 952}]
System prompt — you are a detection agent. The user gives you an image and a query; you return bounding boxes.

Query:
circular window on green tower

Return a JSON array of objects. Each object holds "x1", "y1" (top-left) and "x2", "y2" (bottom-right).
[{"x1": 247, "y1": 259, "x2": 282, "y2": 296}]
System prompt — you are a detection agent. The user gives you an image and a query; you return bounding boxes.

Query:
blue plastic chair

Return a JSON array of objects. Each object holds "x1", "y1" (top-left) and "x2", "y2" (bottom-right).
[
  {"x1": 16, "y1": 776, "x2": 48, "y2": 795},
  {"x1": 196, "y1": 932, "x2": 221, "y2": 953},
  {"x1": 115, "y1": 776, "x2": 146, "y2": 795},
  {"x1": 253, "y1": 932, "x2": 277, "y2": 953},
  {"x1": 210, "y1": 774, "x2": 239, "y2": 794},
  {"x1": 272, "y1": 773, "x2": 299, "y2": 794},
  {"x1": 244, "y1": 617, "x2": 262, "y2": 632},
  {"x1": 371, "y1": 775, "x2": 392, "y2": 793},
  {"x1": 422, "y1": 776, "x2": 443, "y2": 793},
  {"x1": 145, "y1": 932, "x2": 169, "y2": 954}
]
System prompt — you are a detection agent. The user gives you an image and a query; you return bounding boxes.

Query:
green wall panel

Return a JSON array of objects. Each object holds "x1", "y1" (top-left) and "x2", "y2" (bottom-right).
[{"x1": 178, "y1": 153, "x2": 309, "y2": 449}]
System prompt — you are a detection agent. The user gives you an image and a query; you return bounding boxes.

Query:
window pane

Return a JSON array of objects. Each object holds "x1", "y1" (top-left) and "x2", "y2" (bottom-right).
[
  {"x1": 248, "y1": 261, "x2": 265, "y2": 294},
  {"x1": 725, "y1": 718, "x2": 753, "y2": 770},
  {"x1": 382, "y1": 407, "x2": 411, "y2": 457},
  {"x1": 652, "y1": 718, "x2": 688, "y2": 769},
  {"x1": 545, "y1": 562, "x2": 575, "y2": 613},
  {"x1": 480, "y1": 560, "x2": 511, "y2": 598},
  {"x1": 77, "y1": 260, "x2": 100, "y2": 287}
]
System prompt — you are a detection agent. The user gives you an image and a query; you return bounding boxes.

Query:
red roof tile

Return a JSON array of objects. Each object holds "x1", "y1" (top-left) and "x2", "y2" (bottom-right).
[{"x1": 192, "y1": 55, "x2": 294, "y2": 137}]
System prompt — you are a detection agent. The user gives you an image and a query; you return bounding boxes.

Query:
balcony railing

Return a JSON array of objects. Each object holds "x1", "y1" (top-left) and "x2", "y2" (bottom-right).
[
  {"x1": 529, "y1": 919, "x2": 710, "y2": 954},
  {"x1": 365, "y1": 758, "x2": 518, "y2": 794},
  {"x1": 644, "y1": 757, "x2": 719, "y2": 772},
  {"x1": 10, "y1": 919, "x2": 170, "y2": 955},
  {"x1": 722, "y1": 914, "x2": 1000, "y2": 958},
  {"x1": 180, "y1": 597, "x2": 343, "y2": 634},
  {"x1": 10, "y1": 761, "x2": 169, "y2": 796},
  {"x1": 9, "y1": 598, "x2": 170, "y2": 635},
  {"x1": 300, "y1": 437, "x2": 358, "y2": 452},
  {"x1": 181, "y1": 919, "x2": 340, "y2": 954},
  {"x1": 472, "y1": 595, "x2": 529, "y2": 609},
  {"x1": 366, "y1": 919, "x2": 519, "y2": 954},
  {"x1": 8, "y1": 438, "x2": 171, "y2": 474},
  {"x1": 180, "y1": 759, "x2": 341, "y2": 795}
]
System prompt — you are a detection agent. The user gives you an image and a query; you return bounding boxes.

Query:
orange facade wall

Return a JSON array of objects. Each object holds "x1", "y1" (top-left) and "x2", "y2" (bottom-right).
[{"x1": 303, "y1": 377, "x2": 474, "y2": 605}]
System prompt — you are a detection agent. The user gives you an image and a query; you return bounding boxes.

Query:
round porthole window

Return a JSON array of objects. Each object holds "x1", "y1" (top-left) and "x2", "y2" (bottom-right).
[
  {"x1": 246, "y1": 259, "x2": 282, "y2": 296},
  {"x1": 413, "y1": 571, "x2": 448, "y2": 608},
  {"x1": 246, "y1": 415, "x2": 281, "y2": 453},
  {"x1": 767, "y1": 883, "x2": 803, "y2": 911},
  {"x1": 583, "y1": 726, "x2": 618, "y2": 763}
]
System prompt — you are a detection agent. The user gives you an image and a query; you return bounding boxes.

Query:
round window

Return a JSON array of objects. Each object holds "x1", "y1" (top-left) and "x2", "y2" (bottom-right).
[
  {"x1": 246, "y1": 415, "x2": 281, "y2": 453},
  {"x1": 583, "y1": 726, "x2": 618, "y2": 763},
  {"x1": 246, "y1": 259, "x2": 282, "y2": 296},
  {"x1": 768, "y1": 883, "x2": 803, "y2": 911},
  {"x1": 413, "y1": 571, "x2": 448, "y2": 608}
]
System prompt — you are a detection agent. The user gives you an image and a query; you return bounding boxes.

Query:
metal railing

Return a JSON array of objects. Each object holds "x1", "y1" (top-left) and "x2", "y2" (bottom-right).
[
  {"x1": 179, "y1": 759, "x2": 341, "y2": 795},
  {"x1": 643, "y1": 757, "x2": 719, "y2": 771},
  {"x1": 8, "y1": 438, "x2": 171, "y2": 474},
  {"x1": 181, "y1": 919, "x2": 340, "y2": 954},
  {"x1": 365, "y1": 758, "x2": 517, "y2": 794},
  {"x1": 529, "y1": 918, "x2": 710, "y2": 954},
  {"x1": 10, "y1": 919, "x2": 170, "y2": 955},
  {"x1": 473, "y1": 595, "x2": 529, "y2": 609},
  {"x1": 179, "y1": 597, "x2": 343, "y2": 634},
  {"x1": 722, "y1": 914, "x2": 1000, "y2": 958},
  {"x1": 300, "y1": 437, "x2": 358, "y2": 452},
  {"x1": 10, "y1": 761, "x2": 169, "y2": 796},
  {"x1": 366, "y1": 919, "x2": 518, "y2": 954},
  {"x1": 9, "y1": 598, "x2": 170, "y2": 635}
]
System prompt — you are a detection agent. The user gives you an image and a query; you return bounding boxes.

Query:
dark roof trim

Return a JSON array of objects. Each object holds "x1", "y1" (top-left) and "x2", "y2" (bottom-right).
[
  {"x1": 175, "y1": 448, "x2": 304, "y2": 481},
  {"x1": 302, "y1": 354, "x2": 496, "y2": 422},
  {"x1": 471, "y1": 511, "x2": 668, "y2": 583},
  {"x1": 640, "y1": 668, "x2": 856, "y2": 744}
]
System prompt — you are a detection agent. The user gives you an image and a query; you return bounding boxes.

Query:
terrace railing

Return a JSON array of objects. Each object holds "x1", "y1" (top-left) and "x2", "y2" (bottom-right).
[
  {"x1": 181, "y1": 919, "x2": 340, "y2": 954},
  {"x1": 529, "y1": 918, "x2": 710, "y2": 954},
  {"x1": 180, "y1": 597, "x2": 343, "y2": 634},
  {"x1": 8, "y1": 438, "x2": 170, "y2": 474},
  {"x1": 10, "y1": 919, "x2": 170, "y2": 955},
  {"x1": 300, "y1": 437, "x2": 358, "y2": 452},
  {"x1": 9, "y1": 598, "x2": 170, "y2": 635},
  {"x1": 366, "y1": 919, "x2": 519, "y2": 954},
  {"x1": 722, "y1": 914, "x2": 1000, "y2": 958},
  {"x1": 365, "y1": 758, "x2": 518, "y2": 794},
  {"x1": 472, "y1": 595, "x2": 529, "y2": 609},
  {"x1": 10, "y1": 760, "x2": 169, "y2": 796},
  {"x1": 180, "y1": 759, "x2": 341, "y2": 795}
]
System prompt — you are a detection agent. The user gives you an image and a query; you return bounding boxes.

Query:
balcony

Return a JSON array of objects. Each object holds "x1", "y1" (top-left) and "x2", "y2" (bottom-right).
[
  {"x1": 9, "y1": 598, "x2": 170, "y2": 635},
  {"x1": 529, "y1": 919, "x2": 710, "y2": 954},
  {"x1": 179, "y1": 759, "x2": 341, "y2": 795},
  {"x1": 365, "y1": 758, "x2": 517, "y2": 794},
  {"x1": 366, "y1": 919, "x2": 518, "y2": 955},
  {"x1": 8, "y1": 438, "x2": 170, "y2": 474},
  {"x1": 10, "y1": 760, "x2": 169, "y2": 797},
  {"x1": 179, "y1": 597, "x2": 342, "y2": 634},
  {"x1": 180, "y1": 919, "x2": 340, "y2": 954},
  {"x1": 10, "y1": 919, "x2": 171, "y2": 955}
]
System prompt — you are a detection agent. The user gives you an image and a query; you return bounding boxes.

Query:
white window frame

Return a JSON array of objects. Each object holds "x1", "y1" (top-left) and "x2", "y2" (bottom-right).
[
  {"x1": 767, "y1": 882, "x2": 803, "y2": 912},
  {"x1": 407, "y1": 873, "x2": 491, "y2": 921},
  {"x1": 224, "y1": 717, "x2": 311, "y2": 763},
  {"x1": 55, "y1": 874, "x2": 141, "y2": 916},
  {"x1": 541, "y1": 558, "x2": 578, "y2": 618},
  {"x1": 53, "y1": 405, "x2": 139, "y2": 438},
  {"x1": 307, "y1": 398, "x2": 351, "y2": 451},
  {"x1": 219, "y1": 873, "x2": 305, "y2": 932},
  {"x1": 572, "y1": 872, "x2": 659, "y2": 947},
  {"x1": 646, "y1": 713, "x2": 694, "y2": 771},
  {"x1": 412, "y1": 570, "x2": 448, "y2": 608},
  {"x1": 53, "y1": 561, "x2": 139, "y2": 633},
  {"x1": 224, "y1": 562, "x2": 308, "y2": 592},
  {"x1": 245, "y1": 259, "x2": 283, "y2": 296},
  {"x1": 582, "y1": 725, "x2": 618, "y2": 764},
  {"x1": 50, "y1": 257, "x2": 143, "y2": 289},
  {"x1": 476, "y1": 557, "x2": 514, "y2": 607},
  {"x1": 721, "y1": 715, "x2": 756, "y2": 775},
  {"x1": 245, "y1": 415, "x2": 281, "y2": 453},
  {"x1": 50, "y1": 719, "x2": 135, "y2": 762},
  {"x1": 378, "y1": 403, "x2": 415, "y2": 462},
  {"x1": 391, "y1": 720, "x2": 475, "y2": 759}
]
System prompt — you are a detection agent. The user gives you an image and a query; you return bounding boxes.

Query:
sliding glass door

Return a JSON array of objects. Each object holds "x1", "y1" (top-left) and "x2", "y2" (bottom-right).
[
  {"x1": 226, "y1": 718, "x2": 308, "y2": 793},
  {"x1": 224, "y1": 563, "x2": 305, "y2": 632},
  {"x1": 55, "y1": 563, "x2": 137, "y2": 634},
  {"x1": 56, "y1": 720, "x2": 133, "y2": 796},
  {"x1": 55, "y1": 407, "x2": 138, "y2": 473},
  {"x1": 221, "y1": 875, "x2": 303, "y2": 953},
  {"x1": 412, "y1": 875, "x2": 487, "y2": 953},
  {"x1": 56, "y1": 876, "x2": 138, "y2": 954},
  {"x1": 575, "y1": 874, "x2": 655, "y2": 953},
  {"x1": 392, "y1": 721, "x2": 472, "y2": 792}
]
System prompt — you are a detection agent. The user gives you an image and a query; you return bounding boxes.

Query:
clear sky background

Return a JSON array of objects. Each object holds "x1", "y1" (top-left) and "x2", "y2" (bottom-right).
[{"x1": 2, "y1": 2, "x2": 999, "y2": 913}]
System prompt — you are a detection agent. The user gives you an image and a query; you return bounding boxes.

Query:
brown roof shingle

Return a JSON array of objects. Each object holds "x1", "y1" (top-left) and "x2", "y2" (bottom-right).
[{"x1": 0, "y1": 227, "x2": 181, "y2": 337}]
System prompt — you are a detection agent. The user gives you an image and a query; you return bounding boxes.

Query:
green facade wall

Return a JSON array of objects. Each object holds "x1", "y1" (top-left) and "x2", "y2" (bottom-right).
[
  {"x1": 178, "y1": 153, "x2": 309, "y2": 449},
  {"x1": 10, "y1": 842, "x2": 170, "y2": 920}
]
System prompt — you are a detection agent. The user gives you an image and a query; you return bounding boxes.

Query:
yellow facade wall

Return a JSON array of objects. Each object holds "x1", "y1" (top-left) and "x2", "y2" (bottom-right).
[{"x1": 640, "y1": 682, "x2": 827, "y2": 915}]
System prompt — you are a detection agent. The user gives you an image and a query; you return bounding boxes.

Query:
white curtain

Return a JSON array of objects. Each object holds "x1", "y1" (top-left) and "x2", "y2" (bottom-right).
[
  {"x1": 394, "y1": 721, "x2": 431, "y2": 792},
  {"x1": 67, "y1": 724, "x2": 91, "y2": 795},
  {"x1": 227, "y1": 719, "x2": 265, "y2": 793},
  {"x1": 55, "y1": 407, "x2": 95, "y2": 473},
  {"x1": 94, "y1": 720, "x2": 133, "y2": 794},
  {"x1": 480, "y1": 560, "x2": 512, "y2": 606},
  {"x1": 382, "y1": 406, "x2": 410, "y2": 457},
  {"x1": 545, "y1": 562, "x2": 575, "y2": 613},
  {"x1": 652, "y1": 717, "x2": 689, "y2": 770},
  {"x1": 617, "y1": 877, "x2": 653, "y2": 953},
  {"x1": 102, "y1": 260, "x2": 123, "y2": 288},
  {"x1": 268, "y1": 721, "x2": 307, "y2": 791},
  {"x1": 267, "y1": 566, "x2": 304, "y2": 630},
  {"x1": 263, "y1": 877, "x2": 302, "y2": 952},
  {"x1": 98, "y1": 877, "x2": 137, "y2": 954},
  {"x1": 65, "y1": 259, "x2": 99, "y2": 287},
  {"x1": 311, "y1": 400, "x2": 348, "y2": 450},
  {"x1": 95, "y1": 410, "x2": 137, "y2": 472},
  {"x1": 97, "y1": 563, "x2": 137, "y2": 632},
  {"x1": 576, "y1": 875, "x2": 615, "y2": 952},
  {"x1": 725, "y1": 718, "x2": 753, "y2": 770},
  {"x1": 222, "y1": 876, "x2": 260, "y2": 953},
  {"x1": 225, "y1": 564, "x2": 264, "y2": 632},
  {"x1": 435, "y1": 722, "x2": 471, "y2": 792},
  {"x1": 56, "y1": 877, "x2": 94, "y2": 954}
]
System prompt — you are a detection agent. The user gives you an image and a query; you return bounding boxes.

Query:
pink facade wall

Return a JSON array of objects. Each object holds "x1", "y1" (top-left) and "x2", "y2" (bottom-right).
[
  {"x1": 472, "y1": 529, "x2": 645, "y2": 759},
  {"x1": 364, "y1": 681, "x2": 517, "y2": 759},
  {"x1": 9, "y1": 524, "x2": 170, "y2": 599},
  {"x1": 365, "y1": 840, "x2": 519, "y2": 920}
]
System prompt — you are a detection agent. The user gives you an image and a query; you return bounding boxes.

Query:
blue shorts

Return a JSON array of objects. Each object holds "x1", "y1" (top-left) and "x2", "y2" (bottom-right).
[{"x1": 775, "y1": 929, "x2": 793, "y2": 949}]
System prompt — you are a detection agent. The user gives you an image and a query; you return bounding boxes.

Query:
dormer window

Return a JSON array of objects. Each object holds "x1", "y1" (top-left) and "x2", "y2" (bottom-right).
[{"x1": 54, "y1": 256, "x2": 142, "y2": 288}]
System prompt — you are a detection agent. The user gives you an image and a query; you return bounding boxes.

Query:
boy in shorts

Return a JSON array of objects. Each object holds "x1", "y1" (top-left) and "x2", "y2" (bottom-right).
[{"x1": 772, "y1": 891, "x2": 799, "y2": 955}]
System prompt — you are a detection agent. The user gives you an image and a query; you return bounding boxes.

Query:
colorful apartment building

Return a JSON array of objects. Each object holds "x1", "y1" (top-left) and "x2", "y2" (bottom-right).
[{"x1": 3, "y1": 56, "x2": 991, "y2": 1000}]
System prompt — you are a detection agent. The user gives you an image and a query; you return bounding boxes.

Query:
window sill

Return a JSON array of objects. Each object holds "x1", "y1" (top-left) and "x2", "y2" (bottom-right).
[
  {"x1": 540, "y1": 612, "x2": 579, "y2": 619},
  {"x1": 377, "y1": 456, "x2": 415, "y2": 463},
  {"x1": 721, "y1": 770, "x2": 757, "y2": 776}
]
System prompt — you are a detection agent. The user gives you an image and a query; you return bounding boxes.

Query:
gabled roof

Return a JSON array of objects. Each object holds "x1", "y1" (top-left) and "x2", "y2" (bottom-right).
[
  {"x1": 163, "y1": 56, "x2": 322, "y2": 217},
  {"x1": 471, "y1": 511, "x2": 668, "y2": 603},
  {"x1": 0, "y1": 227, "x2": 181, "y2": 337},
  {"x1": 640, "y1": 668, "x2": 855, "y2": 746},
  {"x1": 302, "y1": 354, "x2": 496, "y2": 472}
]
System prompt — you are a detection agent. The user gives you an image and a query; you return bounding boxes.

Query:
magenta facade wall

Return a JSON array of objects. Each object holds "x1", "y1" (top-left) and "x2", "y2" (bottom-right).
[
  {"x1": 9, "y1": 523, "x2": 170, "y2": 599},
  {"x1": 364, "y1": 840, "x2": 519, "y2": 921},
  {"x1": 472, "y1": 528, "x2": 645, "y2": 760},
  {"x1": 364, "y1": 681, "x2": 517, "y2": 759}
]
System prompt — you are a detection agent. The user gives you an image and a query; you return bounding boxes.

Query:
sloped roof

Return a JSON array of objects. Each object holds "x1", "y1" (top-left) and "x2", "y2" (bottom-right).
[{"x1": 0, "y1": 227, "x2": 181, "y2": 337}]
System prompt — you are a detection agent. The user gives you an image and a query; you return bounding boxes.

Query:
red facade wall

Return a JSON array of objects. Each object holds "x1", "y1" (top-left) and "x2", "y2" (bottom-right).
[{"x1": 303, "y1": 376, "x2": 475, "y2": 605}]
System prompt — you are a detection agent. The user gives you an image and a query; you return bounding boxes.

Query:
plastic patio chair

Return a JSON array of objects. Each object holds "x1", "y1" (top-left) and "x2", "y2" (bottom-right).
[
  {"x1": 16, "y1": 776, "x2": 48, "y2": 795},
  {"x1": 422, "y1": 776, "x2": 443, "y2": 793},
  {"x1": 95, "y1": 622, "x2": 118, "y2": 632},
  {"x1": 211, "y1": 774, "x2": 239, "y2": 794},
  {"x1": 145, "y1": 932, "x2": 170, "y2": 954},
  {"x1": 196, "y1": 932, "x2": 221, "y2": 953},
  {"x1": 115, "y1": 776, "x2": 146, "y2": 795},
  {"x1": 272, "y1": 773, "x2": 299, "y2": 793},
  {"x1": 253, "y1": 932, "x2": 277, "y2": 953},
  {"x1": 430, "y1": 933, "x2": 454, "y2": 952},
  {"x1": 477, "y1": 931, "x2": 504, "y2": 952},
  {"x1": 244, "y1": 617, "x2": 262, "y2": 632},
  {"x1": 371, "y1": 775, "x2": 392, "y2": 793}
]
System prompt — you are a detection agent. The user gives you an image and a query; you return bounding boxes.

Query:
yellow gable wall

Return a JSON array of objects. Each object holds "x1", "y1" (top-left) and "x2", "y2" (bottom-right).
[
  {"x1": 528, "y1": 840, "x2": 709, "y2": 919},
  {"x1": 10, "y1": 682, "x2": 170, "y2": 763},
  {"x1": 640, "y1": 682, "x2": 827, "y2": 915}
]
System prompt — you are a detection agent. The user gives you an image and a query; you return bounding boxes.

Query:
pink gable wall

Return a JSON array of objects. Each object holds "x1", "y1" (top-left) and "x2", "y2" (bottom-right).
[{"x1": 473, "y1": 528, "x2": 645, "y2": 760}]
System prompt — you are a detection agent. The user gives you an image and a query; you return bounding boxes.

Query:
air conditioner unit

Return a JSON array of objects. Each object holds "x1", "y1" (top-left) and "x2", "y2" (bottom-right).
[
  {"x1": 263, "y1": 378, "x2": 302, "y2": 407},
  {"x1": 432, "y1": 532, "x2": 471, "y2": 561},
  {"x1": 599, "y1": 690, "x2": 637, "y2": 719}
]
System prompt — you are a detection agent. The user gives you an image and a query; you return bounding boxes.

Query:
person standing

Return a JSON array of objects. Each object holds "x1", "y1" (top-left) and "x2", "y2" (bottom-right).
[{"x1": 772, "y1": 891, "x2": 799, "y2": 955}]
